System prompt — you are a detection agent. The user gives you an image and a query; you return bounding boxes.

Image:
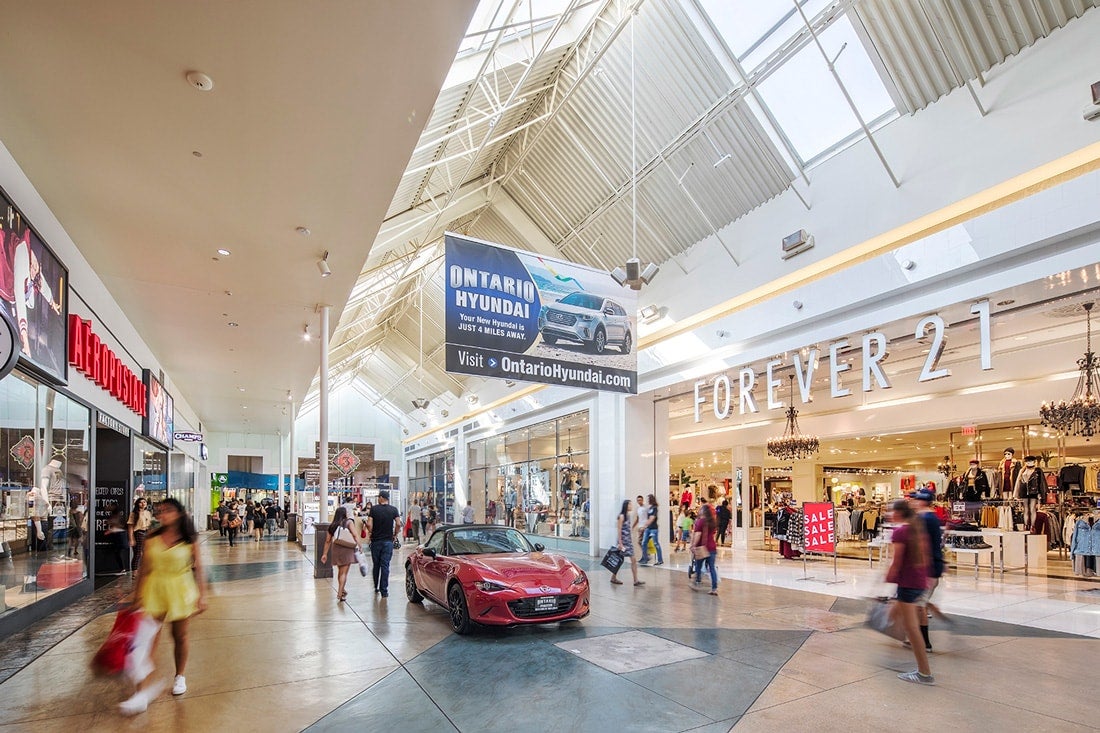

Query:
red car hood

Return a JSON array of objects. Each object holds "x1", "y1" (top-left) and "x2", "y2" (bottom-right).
[{"x1": 462, "y1": 553, "x2": 580, "y2": 590}]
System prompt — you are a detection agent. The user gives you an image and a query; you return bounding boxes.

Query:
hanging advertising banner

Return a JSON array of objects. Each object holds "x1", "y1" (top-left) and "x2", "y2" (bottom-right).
[
  {"x1": 0, "y1": 189, "x2": 69, "y2": 384},
  {"x1": 444, "y1": 233, "x2": 637, "y2": 394},
  {"x1": 143, "y1": 370, "x2": 174, "y2": 449},
  {"x1": 803, "y1": 502, "x2": 836, "y2": 554}
]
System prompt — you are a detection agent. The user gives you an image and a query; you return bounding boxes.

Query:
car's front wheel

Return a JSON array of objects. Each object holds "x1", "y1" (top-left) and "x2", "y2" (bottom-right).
[
  {"x1": 405, "y1": 565, "x2": 423, "y2": 603},
  {"x1": 448, "y1": 582, "x2": 472, "y2": 634},
  {"x1": 590, "y1": 327, "x2": 606, "y2": 354}
]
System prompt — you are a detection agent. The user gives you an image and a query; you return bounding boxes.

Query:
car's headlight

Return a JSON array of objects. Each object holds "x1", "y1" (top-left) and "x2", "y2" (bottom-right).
[
  {"x1": 474, "y1": 581, "x2": 509, "y2": 592},
  {"x1": 570, "y1": 571, "x2": 588, "y2": 587}
]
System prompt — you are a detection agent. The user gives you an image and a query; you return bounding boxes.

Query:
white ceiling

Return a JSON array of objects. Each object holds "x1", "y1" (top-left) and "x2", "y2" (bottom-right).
[{"x1": 0, "y1": 0, "x2": 478, "y2": 434}]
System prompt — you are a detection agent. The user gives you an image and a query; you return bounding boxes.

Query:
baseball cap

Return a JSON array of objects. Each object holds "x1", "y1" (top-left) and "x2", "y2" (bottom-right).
[
  {"x1": 378, "y1": 489, "x2": 390, "y2": 500},
  {"x1": 908, "y1": 488, "x2": 935, "y2": 502}
]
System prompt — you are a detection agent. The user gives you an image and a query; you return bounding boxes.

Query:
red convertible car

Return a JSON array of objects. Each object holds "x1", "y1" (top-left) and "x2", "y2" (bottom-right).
[{"x1": 405, "y1": 524, "x2": 590, "y2": 634}]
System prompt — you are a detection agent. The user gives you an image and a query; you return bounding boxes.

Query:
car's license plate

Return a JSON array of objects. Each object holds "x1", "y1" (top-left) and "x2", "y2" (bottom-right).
[{"x1": 534, "y1": 595, "x2": 557, "y2": 611}]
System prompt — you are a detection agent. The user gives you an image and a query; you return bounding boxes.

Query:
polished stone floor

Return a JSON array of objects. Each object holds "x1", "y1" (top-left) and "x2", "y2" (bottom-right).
[{"x1": 1, "y1": 532, "x2": 1097, "y2": 732}]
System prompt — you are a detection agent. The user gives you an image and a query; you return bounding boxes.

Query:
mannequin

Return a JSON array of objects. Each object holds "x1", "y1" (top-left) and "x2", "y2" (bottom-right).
[
  {"x1": 29, "y1": 458, "x2": 62, "y2": 550},
  {"x1": 1000, "y1": 448, "x2": 1022, "y2": 500},
  {"x1": 1014, "y1": 455, "x2": 1044, "y2": 531},
  {"x1": 961, "y1": 460, "x2": 990, "y2": 502}
]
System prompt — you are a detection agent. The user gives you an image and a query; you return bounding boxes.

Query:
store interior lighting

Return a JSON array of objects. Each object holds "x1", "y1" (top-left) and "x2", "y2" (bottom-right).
[
  {"x1": 640, "y1": 304, "x2": 660, "y2": 323},
  {"x1": 1039, "y1": 301, "x2": 1100, "y2": 438},
  {"x1": 317, "y1": 250, "x2": 332, "y2": 278}
]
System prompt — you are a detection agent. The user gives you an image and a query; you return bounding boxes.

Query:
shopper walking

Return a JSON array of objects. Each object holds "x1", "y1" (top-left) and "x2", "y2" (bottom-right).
[
  {"x1": 886, "y1": 498, "x2": 934, "y2": 685},
  {"x1": 367, "y1": 490, "x2": 401, "y2": 597},
  {"x1": 119, "y1": 498, "x2": 207, "y2": 715},
  {"x1": 909, "y1": 488, "x2": 947, "y2": 652},
  {"x1": 215, "y1": 500, "x2": 228, "y2": 538},
  {"x1": 223, "y1": 504, "x2": 240, "y2": 547},
  {"x1": 266, "y1": 503, "x2": 278, "y2": 536},
  {"x1": 716, "y1": 499, "x2": 732, "y2": 546},
  {"x1": 690, "y1": 499, "x2": 719, "y2": 595},
  {"x1": 253, "y1": 503, "x2": 266, "y2": 542},
  {"x1": 244, "y1": 501, "x2": 256, "y2": 536},
  {"x1": 106, "y1": 502, "x2": 129, "y2": 574},
  {"x1": 611, "y1": 499, "x2": 643, "y2": 587},
  {"x1": 674, "y1": 505, "x2": 691, "y2": 551},
  {"x1": 127, "y1": 497, "x2": 154, "y2": 571},
  {"x1": 639, "y1": 494, "x2": 664, "y2": 566},
  {"x1": 461, "y1": 500, "x2": 475, "y2": 524},
  {"x1": 320, "y1": 506, "x2": 359, "y2": 602}
]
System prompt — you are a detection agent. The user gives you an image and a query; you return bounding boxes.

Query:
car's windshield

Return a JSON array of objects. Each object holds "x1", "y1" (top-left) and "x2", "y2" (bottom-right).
[
  {"x1": 558, "y1": 292, "x2": 603, "y2": 310},
  {"x1": 446, "y1": 527, "x2": 534, "y2": 555}
]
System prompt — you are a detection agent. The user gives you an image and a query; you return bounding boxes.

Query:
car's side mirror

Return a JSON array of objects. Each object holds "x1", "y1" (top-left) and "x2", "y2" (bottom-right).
[
  {"x1": 533, "y1": 543, "x2": 545, "y2": 552},
  {"x1": 423, "y1": 548, "x2": 437, "y2": 558}
]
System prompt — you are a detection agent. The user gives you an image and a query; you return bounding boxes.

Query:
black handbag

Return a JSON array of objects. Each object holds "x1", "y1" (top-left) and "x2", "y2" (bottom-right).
[{"x1": 600, "y1": 547, "x2": 624, "y2": 573}]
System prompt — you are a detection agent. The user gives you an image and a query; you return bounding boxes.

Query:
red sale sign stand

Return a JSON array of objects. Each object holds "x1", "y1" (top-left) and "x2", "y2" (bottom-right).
[
  {"x1": 804, "y1": 503, "x2": 836, "y2": 554},
  {"x1": 796, "y1": 502, "x2": 845, "y2": 585}
]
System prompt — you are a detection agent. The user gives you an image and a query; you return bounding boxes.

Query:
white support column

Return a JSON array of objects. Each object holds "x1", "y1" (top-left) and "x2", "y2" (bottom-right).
[
  {"x1": 319, "y1": 305, "x2": 330, "y2": 524},
  {"x1": 591, "y1": 392, "x2": 626, "y2": 557},
  {"x1": 276, "y1": 430, "x2": 285, "y2": 511},
  {"x1": 289, "y1": 405, "x2": 297, "y2": 513}
]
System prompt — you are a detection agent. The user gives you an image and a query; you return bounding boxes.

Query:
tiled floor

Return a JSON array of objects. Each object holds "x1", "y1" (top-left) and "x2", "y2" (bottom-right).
[{"x1": 0, "y1": 532, "x2": 1097, "y2": 732}]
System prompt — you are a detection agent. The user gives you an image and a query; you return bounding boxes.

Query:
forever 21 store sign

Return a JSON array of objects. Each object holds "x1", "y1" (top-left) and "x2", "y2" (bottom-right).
[{"x1": 692, "y1": 300, "x2": 993, "y2": 423}]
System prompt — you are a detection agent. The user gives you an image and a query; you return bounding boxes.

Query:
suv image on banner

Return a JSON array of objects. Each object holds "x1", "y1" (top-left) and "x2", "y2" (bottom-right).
[{"x1": 537, "y1": 292, "x2": 632, "y2": 355}]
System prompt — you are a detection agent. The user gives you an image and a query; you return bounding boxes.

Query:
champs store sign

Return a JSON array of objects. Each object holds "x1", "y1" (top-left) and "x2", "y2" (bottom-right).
[
  {"x1": 68, "y1": 315, "x2": 147, "y2": 417},
  {"x1": 693, "y1": 301, "x2": 993, "y2": 423}
]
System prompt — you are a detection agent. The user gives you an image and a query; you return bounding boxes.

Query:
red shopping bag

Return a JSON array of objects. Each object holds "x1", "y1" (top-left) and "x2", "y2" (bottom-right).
[{"x1": 91, "y1": 607, "x2": 140, "y2": 676}]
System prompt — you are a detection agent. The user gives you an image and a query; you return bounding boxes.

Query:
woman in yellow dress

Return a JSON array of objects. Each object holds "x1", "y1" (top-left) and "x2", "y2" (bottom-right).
[{"x1": 120, "y1": 498, "x2": 207, "y2": 715}]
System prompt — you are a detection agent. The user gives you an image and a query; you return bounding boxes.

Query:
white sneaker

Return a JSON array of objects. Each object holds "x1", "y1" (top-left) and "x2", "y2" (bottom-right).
[
  {"x1": 172, "y1": 675, "x2": 187, "y2": 695},
  {"x1": 119, "y1": 680, "x2": 165, "y2": 715}
]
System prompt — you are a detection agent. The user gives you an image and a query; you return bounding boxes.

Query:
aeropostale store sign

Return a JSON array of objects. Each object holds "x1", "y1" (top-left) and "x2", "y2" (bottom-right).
[
  {"x1": 693, "y1": 300, "x2": 993, "y2": 423},
  {"x1": 68, "y1": 314, "x2": 147, "y2": 417}
]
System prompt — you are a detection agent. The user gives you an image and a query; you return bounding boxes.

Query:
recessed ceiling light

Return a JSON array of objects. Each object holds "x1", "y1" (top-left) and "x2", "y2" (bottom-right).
[
  {"x1": 192, "y1": 151, "x2": 203, "y2": 158},
  {"x1": 225, "y1": 290, "x2": 233, "y2": 296},
  {"x1": 217, "y1": 248, "x2": 231, "y2": 256},
  {"x1": 227, "y1": 322, "x2": 238, "y2": 327},
  {"x1": 296, "y1": 227, "x2": 311, "y2": 236},
  {"x1": 241, "y1": 405, "x2": 248, "y2": 409},
  {"x1": 238, "y1": 387, "x2": 245, "y2": 392}
]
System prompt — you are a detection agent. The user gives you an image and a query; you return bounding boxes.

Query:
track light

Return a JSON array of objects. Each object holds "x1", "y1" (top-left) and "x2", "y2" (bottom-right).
[
  {"x1": 302, "y1": 324, "x2": 311, "y2": 341},
  {"x1": 317, "y1": 251, "x2": 332, "y2": 278},
  {"x1": 411, "y1": 397, "x2": 430, "y2": 410},
  {"x1": 640, "y1": 304, "x2": 660, "y2": 324}
]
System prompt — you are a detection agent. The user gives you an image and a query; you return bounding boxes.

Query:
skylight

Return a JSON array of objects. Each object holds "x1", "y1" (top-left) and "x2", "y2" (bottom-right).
[{"x1": 755, "y1": 15, "x2": 895, "y2": 161}]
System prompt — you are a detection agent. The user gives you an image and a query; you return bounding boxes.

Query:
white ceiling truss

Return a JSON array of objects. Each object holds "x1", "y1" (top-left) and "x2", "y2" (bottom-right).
[{"x1": 318, "y1": 0, "x2": 1098, "y2": 429}]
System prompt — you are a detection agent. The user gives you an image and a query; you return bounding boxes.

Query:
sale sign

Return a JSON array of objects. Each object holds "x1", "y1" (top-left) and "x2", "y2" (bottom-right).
[{"x1": 803, "y1": 502, "x2": 836, "y2": 554}]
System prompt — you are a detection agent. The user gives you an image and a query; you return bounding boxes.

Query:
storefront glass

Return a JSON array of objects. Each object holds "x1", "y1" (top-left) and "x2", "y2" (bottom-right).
[
  {"x1": 169, "y1": 452, "x2": 197, "y2": 515},
  {"x1": 134, "y1": 436, "x2": 167, "y2": 504},
  {"x1": 466, "y1": 410, "x2": 590, "y2": 539},
  {"x1": 408, "y1": 448, "x2": 454, "y2": 526},
  {"x1": 0, "y1": 371, "x2": 91, "y2": 617}
]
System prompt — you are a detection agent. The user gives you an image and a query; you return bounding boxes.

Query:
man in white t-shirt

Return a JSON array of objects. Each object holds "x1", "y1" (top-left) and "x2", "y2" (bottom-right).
[
  {"x1": 461, "y1": 500, "x2": 475, "y2": 524},
  {"x1": 634, "y1": 494, "x2": 647, "y2": 544}
]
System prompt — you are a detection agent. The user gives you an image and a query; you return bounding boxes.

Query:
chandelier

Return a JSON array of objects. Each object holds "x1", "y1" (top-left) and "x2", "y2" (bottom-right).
[
  {"x1": 1040, "y1": 301, "x2": 1100, "y2": 439},
  {"x1": 767, "y1": 375, "x2": 820, "y2": 461}
]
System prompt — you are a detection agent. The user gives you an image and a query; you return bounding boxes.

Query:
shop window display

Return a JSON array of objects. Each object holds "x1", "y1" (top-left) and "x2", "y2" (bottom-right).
[
  {"x1": 467, "y1": 411, "x2": 589, "y2": 540},
  {"x1": 133, "y1": 436, "x2": 167, "y2": 505},
  {"x1": 408, "y1": 449, "x2": 454, "y2": 529},
  {"x1": 0, "y1": 371, "x2": 90, "y2": 617}
]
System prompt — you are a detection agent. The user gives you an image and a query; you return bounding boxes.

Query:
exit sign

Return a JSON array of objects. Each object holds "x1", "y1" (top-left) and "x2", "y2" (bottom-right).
[{"x1": 961, "y1": 424, "x2": 977, "y2": 436}]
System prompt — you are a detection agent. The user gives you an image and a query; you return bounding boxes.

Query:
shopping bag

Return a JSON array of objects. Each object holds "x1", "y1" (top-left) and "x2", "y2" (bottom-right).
[
  {"x1": 91, "y1": 607, "x2": 140, "y2": 676},
  {"x1": 124, "y1": 613, "x2": 161, "y2": 684},
  {"x1": 865, "y1": 597, "x2": 905, "y2": 641},
  {"x1": 354, "y1": 549, "x2": 369, "y2": 577},
  {"x1": 647, "y1": 538, "x2": 657, "y2": 555},
  {"x1": 600, "y1": 547, "x2": 624, "y2": 573}
]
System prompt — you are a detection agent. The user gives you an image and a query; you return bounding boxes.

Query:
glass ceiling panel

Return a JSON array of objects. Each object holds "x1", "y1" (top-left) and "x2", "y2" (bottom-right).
[
  {"x1": 697, "y1": 0, "x2": 831, "y2": 71},
  {"x1": 754, "y1": 14, "x2": 895, "y2": 162}
]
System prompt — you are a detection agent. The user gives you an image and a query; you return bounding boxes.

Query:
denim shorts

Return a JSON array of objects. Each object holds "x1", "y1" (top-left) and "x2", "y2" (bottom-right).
[
  {"x1": 680, "y1": 530, "x2": 690, "y2": 541},
  {"x1": 896, "y1": 587, "x2": 924, "y2": 604}
]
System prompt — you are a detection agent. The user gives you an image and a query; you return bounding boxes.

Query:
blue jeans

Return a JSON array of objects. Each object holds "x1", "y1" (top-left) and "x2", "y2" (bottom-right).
[
  {"x1": 640, "y1": 527, "x2": 663, "y2": 564},
  {"x1": 370, "y1": 539, "x2": 394, "y2": 593},
  {"x1": 699, "y1": 550, "x2": 717, "y2": 590}
]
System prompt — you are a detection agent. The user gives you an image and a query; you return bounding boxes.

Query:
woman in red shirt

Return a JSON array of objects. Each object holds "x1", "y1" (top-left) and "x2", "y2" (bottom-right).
[
  {"x1": 690, "y1": 499, "x2": 718, "y2": 595},
  {"x1": 886, "y1": 499, "x2": 933, "y2": 685}
]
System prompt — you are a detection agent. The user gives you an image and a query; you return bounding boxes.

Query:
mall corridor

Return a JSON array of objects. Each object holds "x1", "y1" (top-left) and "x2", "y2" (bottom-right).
[{"x1": 0, "y1": 533, "x2": 1097, "y2": 733}]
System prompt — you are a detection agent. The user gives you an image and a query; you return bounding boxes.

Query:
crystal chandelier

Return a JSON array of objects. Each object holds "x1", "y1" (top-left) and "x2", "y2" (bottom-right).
[
  {"x1": 767, "y1": 375, "x2": 820, "y2": 461},
  {"x1": 1040, "y1": 301, "x2": 1100, "y2": 439}
]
